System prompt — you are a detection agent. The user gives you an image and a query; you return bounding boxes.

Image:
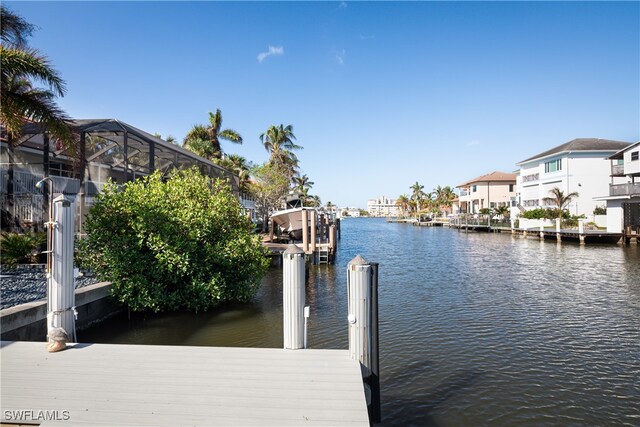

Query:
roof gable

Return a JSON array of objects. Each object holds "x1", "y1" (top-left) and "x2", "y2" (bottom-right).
[{"x1": 517, "y1": 138, "x2": 631, "y2": 165}]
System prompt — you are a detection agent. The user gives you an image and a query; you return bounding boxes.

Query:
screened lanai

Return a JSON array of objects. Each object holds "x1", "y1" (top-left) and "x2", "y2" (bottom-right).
[{"x1": 1, "y1": 119, "x2": 239, "y2": 231}]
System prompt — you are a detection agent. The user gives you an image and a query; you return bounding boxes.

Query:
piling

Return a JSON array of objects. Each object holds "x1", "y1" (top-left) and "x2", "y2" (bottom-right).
[
  {"x1": 310, "y1": 210, "x2": 317, "y2": 255},
  {"x1": 347, "y1": 255, "x2": 381, "y2": 423},
  {"x1": 47, "y1": 195, "x2": 77, "y2": 343},
  {"x1": 283, "y1": 245, "x2": 305, "y2": 349},
  {"x1": 301, "y1": 209, "x2": 309, "y2": 253}
]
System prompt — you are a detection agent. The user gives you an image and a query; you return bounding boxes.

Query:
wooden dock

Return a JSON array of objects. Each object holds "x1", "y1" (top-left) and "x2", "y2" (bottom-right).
[{"x1": 0, "y1": 341, "x2": 369, "y2": 426}]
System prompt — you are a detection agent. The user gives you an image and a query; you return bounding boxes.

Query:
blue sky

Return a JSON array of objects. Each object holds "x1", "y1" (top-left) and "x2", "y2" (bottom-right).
[{"x1": 8, "y1": 1, "x2": 640, "y2": 208}]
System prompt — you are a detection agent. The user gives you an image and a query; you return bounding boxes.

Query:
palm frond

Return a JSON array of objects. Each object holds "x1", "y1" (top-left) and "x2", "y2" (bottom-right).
[
  {"x1": 1, "y1": 47, "x2": 66, "y2": 96},
  {"x1": 219, "y1": 128, "x2": 243, "y2": 144},
  {"x1": 0, "y1": 6, "x2": 35, "y2": 48}
]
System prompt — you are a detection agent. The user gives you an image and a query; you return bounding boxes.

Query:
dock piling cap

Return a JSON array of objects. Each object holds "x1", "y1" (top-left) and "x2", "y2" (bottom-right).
[
  {"x1": 283, "y1": 244, "x2": 305, "y2": 255},
  {"x1": 348, "y1": 254, "x2": 369, "y2": 266}
]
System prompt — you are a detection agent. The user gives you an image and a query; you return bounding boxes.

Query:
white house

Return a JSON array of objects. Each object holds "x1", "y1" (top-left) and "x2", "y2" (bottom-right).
[
  {"x1": 514, "y1": 138, "x2": 630, "y2": 220},
  {"x1": 367, "y1": 196, "x2": 398, "y2": 217},
  {"x1": 594, "y1": 141, "x2": 640, "y2": 233},
  {"x1": 456, "y1": 171, "x2": 516, "y2": 214}
]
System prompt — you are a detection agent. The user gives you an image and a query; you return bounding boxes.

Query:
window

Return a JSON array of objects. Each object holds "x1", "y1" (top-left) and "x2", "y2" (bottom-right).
[
  {"x1": 472, "y1": 185, "x2": 477, "y2": 192},
  {"x1": 509, "y1": 184, "x2": 514, "y2": 192},
  {"x1": 632, "y1": 151, "x2": 639, "y2": 161},
  {"x1": 490, "y1": 202, "x2": 496, "y2": 208},
  {"x1": 545, "y1": 159, "x2": 562, "y2": 173}
]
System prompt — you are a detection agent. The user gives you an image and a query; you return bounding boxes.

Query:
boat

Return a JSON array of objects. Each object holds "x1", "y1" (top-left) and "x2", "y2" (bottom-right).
[
  {"x1": 270, "y1": 191, "x2": 314, "y2": 241},
  {"x1": 270, "y1": 206, "x2": 316, "y2": 241}
]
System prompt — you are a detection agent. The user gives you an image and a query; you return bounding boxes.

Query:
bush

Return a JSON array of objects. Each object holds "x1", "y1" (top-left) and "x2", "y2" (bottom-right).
[
  {"x1": 593, "y1": 205, "x2": 607, "y2": 215},
  {"x1": 78, "y1": 168, "x2": 270, "y2": 312},
  {"x1": 521, "y1": 208, "x2": 547, "y2": 219},
  {"x1": 0, "y1": 232, "x2": 46, "y2": 266}
]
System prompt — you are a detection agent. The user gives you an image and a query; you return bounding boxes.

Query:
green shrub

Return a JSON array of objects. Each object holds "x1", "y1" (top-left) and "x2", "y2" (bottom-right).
[
  {"x1": 521, "y1": 208, "x2": 547, "y2": 219},
  {"x1": 0, "y1": 232, "x2": 46, "y2": 266},
  {"x1": 78, "y1": 168, "x2": 270, "y2": 313},
  {"x1": 593, "y1": 205, "x2": 607, "y2": 215}
]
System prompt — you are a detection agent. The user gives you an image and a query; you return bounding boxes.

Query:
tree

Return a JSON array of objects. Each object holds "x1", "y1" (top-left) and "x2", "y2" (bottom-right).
[
  {"x1": 434, "y1": 185, "x2": 456, "y2": 216},
  {"x1": 78, "y1": 168, "x2": 269, "y2": 312},
  {"x1": 183, "y1": 109, "x2": 242, "y2": 160},
  {"x1": 410, "y1": 182, "x2": 426, "y2": 219},
  {"x1": 543, "y1": 187, "x2": 579, "y2": 219},
  {"x1": 292, "y1": 174, "x2": 314, "y2": 193},
  {"x1": 250, "y1": 161, "x2": 291, "y2": 232},
  {"x1": 0, "y1": 6, "x2": 72, "y2": 143},
  {"x1": 493, "y1": 205, "x2": 510, "y2": 219},
  {"x1": 217, "y1": 154, "x2": 251, "y2": 194},
  {"x1": 396, "y1": 194, "x2": 410, "y2": 218},
  {"x1": 260, "y1": 124, "x2": 302, "y2": 180}
]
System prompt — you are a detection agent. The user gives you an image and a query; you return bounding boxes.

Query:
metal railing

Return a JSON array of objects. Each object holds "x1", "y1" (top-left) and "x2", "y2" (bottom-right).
[{"x1": 610, "y1": 182, "x2": 640, "y2": 196}]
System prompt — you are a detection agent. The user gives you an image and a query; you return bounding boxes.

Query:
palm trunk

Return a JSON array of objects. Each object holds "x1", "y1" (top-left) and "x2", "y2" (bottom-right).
[{"x1": 6, "y1": 134, "x2": 16, "y2": 230}]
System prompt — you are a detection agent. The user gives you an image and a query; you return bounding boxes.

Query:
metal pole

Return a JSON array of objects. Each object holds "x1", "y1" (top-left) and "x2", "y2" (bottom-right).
[
  {"x1": 283, "y1": 244, "x2": 305, "y2": 349},
  {"x1": 47, "y1": 195, "x2": 77, "y2": 344},
  {"x1": 369, "y1": 262, "x2": 381, "y2": 423}
]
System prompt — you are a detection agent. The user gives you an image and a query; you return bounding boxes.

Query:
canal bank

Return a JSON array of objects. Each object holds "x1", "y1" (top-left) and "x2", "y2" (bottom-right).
[{"x1": 79, "y1": 218, "x2": 640, "y2": 427}]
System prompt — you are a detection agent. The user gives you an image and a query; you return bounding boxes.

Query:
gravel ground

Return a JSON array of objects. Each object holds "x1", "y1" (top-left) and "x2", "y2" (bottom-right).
[{"x1": 0, "y1": 267, "x2": 99, "y2": 310}]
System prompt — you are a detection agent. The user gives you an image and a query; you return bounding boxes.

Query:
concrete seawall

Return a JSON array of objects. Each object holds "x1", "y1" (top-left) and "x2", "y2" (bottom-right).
[{"x1": 0, "y1": 282, "x2": 122, "y2": 341}]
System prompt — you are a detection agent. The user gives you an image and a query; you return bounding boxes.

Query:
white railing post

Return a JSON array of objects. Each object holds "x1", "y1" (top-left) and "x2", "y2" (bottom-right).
[
  {"x1": 347, "y1": 255, "x2": 371, "y2": 373},
  {"x1": 283, "y1": 244, "x2": 305, "y2": 349},
  {"x1": 47, "y1": 195, "x2": 77, "y2": 348}
]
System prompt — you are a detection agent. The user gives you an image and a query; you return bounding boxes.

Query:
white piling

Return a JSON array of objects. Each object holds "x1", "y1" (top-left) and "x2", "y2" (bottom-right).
[
  {"x1": 283, "y1": 244, "x2": 305, "y2": 349},
  {"x1": 347, "y1": 255, "x2": 371, "y2": 373},
  {"x1": 47, "y1": 195, "x2": 77, "y2": 343},
  {"x1": 555, "y1": 218, "x2": 561, "y2": 232},
  {"x1": 578, "y1": 219, "x2": 585, "y2": 234}
]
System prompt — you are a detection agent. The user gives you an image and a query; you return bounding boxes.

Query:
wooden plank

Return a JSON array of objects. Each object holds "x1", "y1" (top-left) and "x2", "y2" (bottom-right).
[{"x1": 1, "y1": 342, "x2": 368, "y2": 426}]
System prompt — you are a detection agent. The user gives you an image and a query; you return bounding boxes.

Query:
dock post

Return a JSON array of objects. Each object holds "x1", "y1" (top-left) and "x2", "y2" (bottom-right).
[
  {"x1": 578, "y1": 219, "x2": 585, "y2": 245},
  {"x1": 329, "y1": 224, "x2": 336, "y2": 255},
  {"x1": 556, "y1": 218, "x2": 561, "y2": 242},
  {"x1": 283, "y1": 244, "x2": 305, "y2": 350},
  {"x1": 348, "y1": 255, "x2": 381, "y2": 422},
  {"x1": 310, "y1": 210, "x2": 317, "y2": 261},
  {"x1": 47, "y1": 195, "x2": 77, "y2": 348},
  {"x1": 539, "y1": 221, "x2": 544, "y2": 240},
  {"x1": 302, "y1": 209, "x2": 309, "y2": 253}
]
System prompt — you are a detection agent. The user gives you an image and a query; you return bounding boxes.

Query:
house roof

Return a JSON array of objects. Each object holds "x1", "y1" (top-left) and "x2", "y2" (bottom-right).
[
  {"x1": 457, "y1": 171, "x2": 516, "y2": 188},
  {"x1": 517, "y1": 138, "x2": 631, "y2": 165},
  {"x1": 607, "y1": 140, "x2": 640, "y2": 160}
]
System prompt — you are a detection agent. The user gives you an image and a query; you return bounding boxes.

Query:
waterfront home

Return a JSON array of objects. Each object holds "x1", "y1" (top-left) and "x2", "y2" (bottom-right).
[
  {"x1": 456, "y1": 171, "x2": 516, "y2": 214},
  {"x1": 1, "y1": 119, "x2": 239, "y2": 232},
  {"x1": 367, "y1": 196, "x2": 399, "y2": 217},
  {"x1": 514, "y1": 138, "x2": 630, "y2": 219},
  {"x1": 594, "y1": 141, "x2": 640, "y2": 233}
]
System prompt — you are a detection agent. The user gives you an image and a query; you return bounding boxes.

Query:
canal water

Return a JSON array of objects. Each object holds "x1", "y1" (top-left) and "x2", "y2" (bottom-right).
[{"x1": 81, "y1": 218, "x2": 640, "y2": 426}]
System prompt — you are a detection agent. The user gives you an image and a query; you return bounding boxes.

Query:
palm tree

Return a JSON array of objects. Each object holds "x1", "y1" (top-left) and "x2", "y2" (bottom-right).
[
  {"x1": 543, "y1": 187, "x2": 579, "y2": 218},
  {"x1": 292, "y1": 174, "x2": 314, "y2": 192},
  {"x1": 260, "y1": 124, "x2": 302, "y2": 179},
  {"x1": 183, "y1": 109, "x2": 242, "y2": 160},
  {"x1": 434, "y1": 185, "x2": 456, "y2": 215},
  {"x1": 493, "y1": 205, "x2": 510, "y2": 219},
  {"x1": 396, "y1": 194, "x2": 410, "y2": 218},
  {"x1": 410, "y1": 182, "x2": 425, "y2": 219},
  {"x1": 0, "y1": 6, "x2": 72, "y2": 143},
  {"x1": 217, "y1": 154, "x2": 251, "y2": 193}
]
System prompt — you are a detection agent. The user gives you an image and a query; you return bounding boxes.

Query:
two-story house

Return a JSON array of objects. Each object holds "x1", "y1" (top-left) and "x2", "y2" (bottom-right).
[
  {"x1": 456, "y1": 171, "x2": 516, "y2": 214},
  {"x1": 595, "y1": 141, "x2": 640, "y2": 233},
  {"x1": 514, "y1": 138, "x2": 630, "y2": 219}
]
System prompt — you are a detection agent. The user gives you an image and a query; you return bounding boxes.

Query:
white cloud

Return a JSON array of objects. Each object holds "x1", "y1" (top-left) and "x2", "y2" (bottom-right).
[
  {"x1": 339, "y1": 1, "x2": 348, "y2": 9},
  {"x1": 257, "y1": 45, "x2": 284, "y2": 63},
  {"x1": 336, "y1": 49, "x2": 346, "y2": 65},
  {"x1": 466, "y1": 140, "x2": 481, "y2": 147}
]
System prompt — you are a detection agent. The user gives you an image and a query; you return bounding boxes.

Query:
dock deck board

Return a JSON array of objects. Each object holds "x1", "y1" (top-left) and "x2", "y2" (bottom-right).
[{"x1": 1, "y1": 341, "x2": 368, "y2": 426}]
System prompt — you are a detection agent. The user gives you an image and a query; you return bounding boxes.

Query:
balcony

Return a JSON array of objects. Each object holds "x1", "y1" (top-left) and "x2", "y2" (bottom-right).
[
  {"x1": 610, "y1": 182, "x2": 640, "y2": 197},
  {"x1": 611, "y1": 164, "x2": 625, "y2": 176}
]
